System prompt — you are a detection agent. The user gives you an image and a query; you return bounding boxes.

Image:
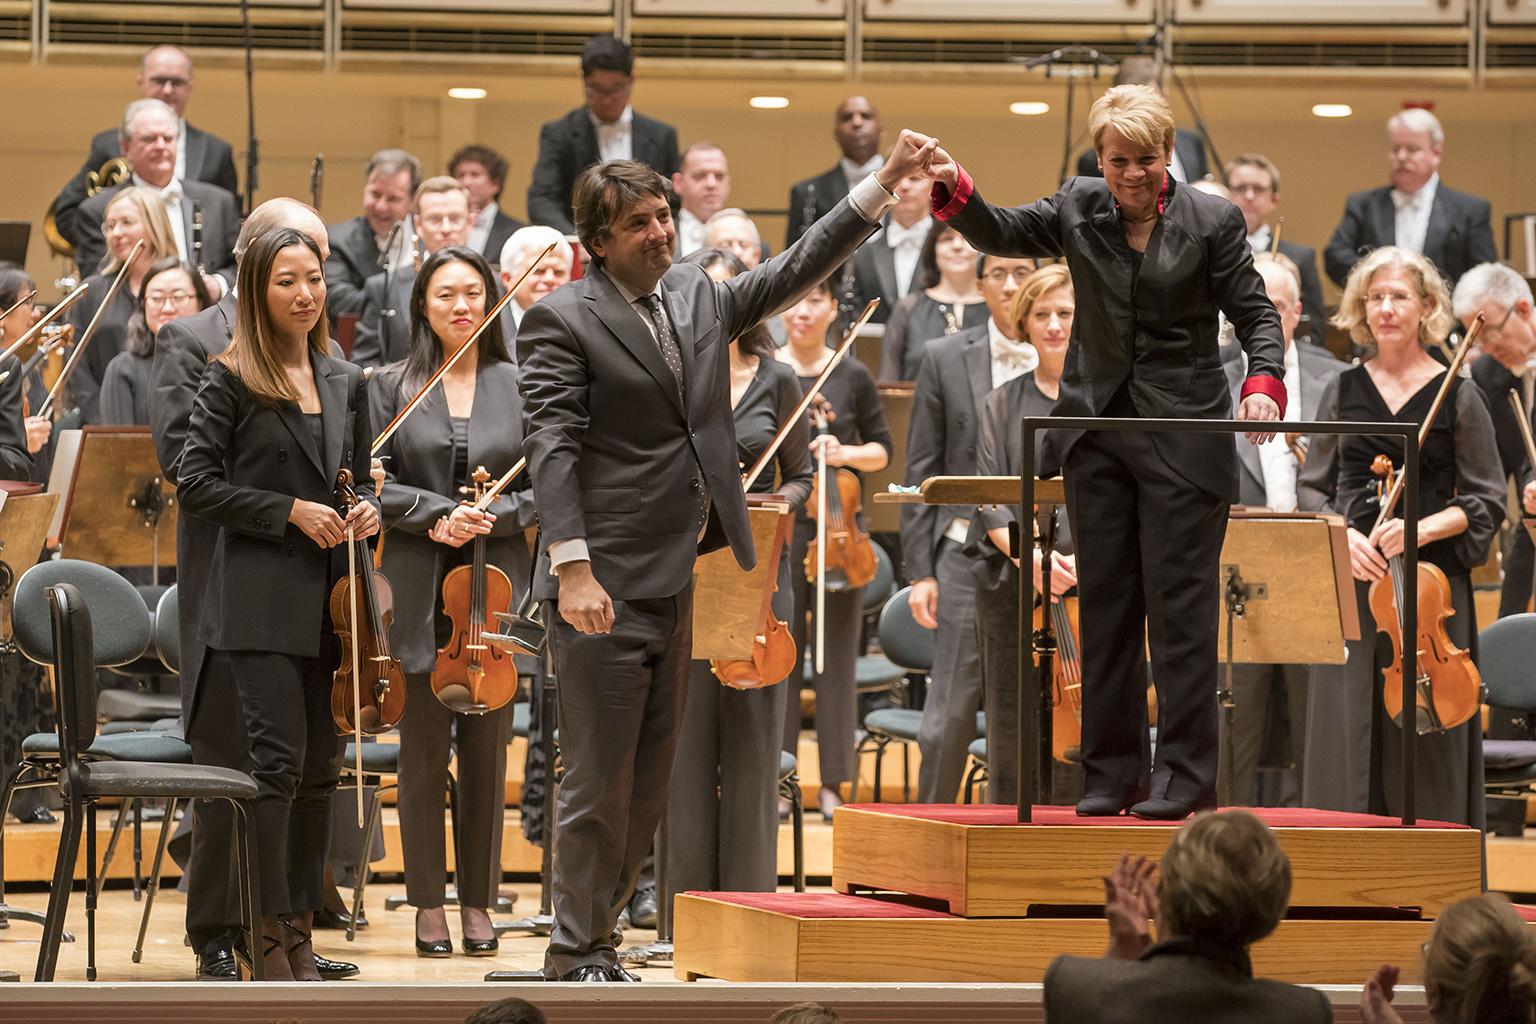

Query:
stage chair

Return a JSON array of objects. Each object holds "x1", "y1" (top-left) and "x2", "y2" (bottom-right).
[
  {"x1": 962, "y1": 738, "x2": 988, "y2": 805},
  {"x1": 777, "y1": 751, "x2": 805, "y2": 892},
  {"x1": 1478, "y1": 613, "x2": 1536, "y2": 804},
  {"x1": 852, "y1": 586, "x2": 936, "y2": 803},
  {"x1": 11, "y1": 562, "x2": 262, "y2": 982}
]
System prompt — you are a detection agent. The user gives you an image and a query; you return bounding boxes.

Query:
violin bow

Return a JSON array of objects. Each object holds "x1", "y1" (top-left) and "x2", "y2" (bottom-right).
[
  {"x1": 1269, "y1": 216, "x2": 1284, "y2": 257},
  {"x1": 1370, "y1": 311, "x2": 1484, "y2": 533},
  {"x1": 0, "y1": 289, "x2": 37, "y2": 328},
  {"x1": 813, "y1": 405, "x2": 828, "y2": 674},
  {"x1": 1508, "y1": 389, "x2": 1536, "y2": 500},
  {"x1": 39, "y1": 240, "x2": 145, "y2": 417},
  {"x1": 741, "y1": 298, "x2": 879, "y2": 492},
  {"x1": 371, "y1": 243, "x2": 557, "y2": 455},
  {"x1": 347, "y1": 515, "x2": 365, "y2": 825},
  {"x1": 0, "y1": 281, "x2": 90, "y2": 366}
]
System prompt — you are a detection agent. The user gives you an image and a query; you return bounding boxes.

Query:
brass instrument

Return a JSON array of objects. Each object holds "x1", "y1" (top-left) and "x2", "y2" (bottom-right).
[{"x1": 42, "y1": 156, "x2": 133, "y2": 261}]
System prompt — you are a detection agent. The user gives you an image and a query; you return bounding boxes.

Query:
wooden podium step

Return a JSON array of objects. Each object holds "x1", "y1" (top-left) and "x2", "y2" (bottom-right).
[
  {"x1": 673, "y1": 891, "x2": 1443, "y2": 984},
  {"x1": 831, "y1": 804, "x2": 1482, "y2": 917}
]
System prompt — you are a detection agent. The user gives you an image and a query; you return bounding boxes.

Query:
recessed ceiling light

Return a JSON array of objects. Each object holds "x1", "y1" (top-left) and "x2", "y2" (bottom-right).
[
  {"x1": 1009, "y1": 101, "x2": 1050, "y2": 116},
  {"x1": 448, "y1": 87, "x2": 487, "y2": 100},
  {"x1": 1312, "y1": 103, "x2": 1353, "y2": 118},
  {"x1": 749, "y1": 96, "x2": 790, "y2": 109}
]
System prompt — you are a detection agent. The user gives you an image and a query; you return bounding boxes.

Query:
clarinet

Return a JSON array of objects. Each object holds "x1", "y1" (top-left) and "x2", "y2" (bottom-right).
[{"x1": 192, "y1": 202, "x2": 206, "y2": 275}]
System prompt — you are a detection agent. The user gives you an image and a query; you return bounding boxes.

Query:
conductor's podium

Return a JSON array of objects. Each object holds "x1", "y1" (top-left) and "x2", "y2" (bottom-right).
[{"x1": 673, "y1": 803, "x2": 1486, "y2": 985}]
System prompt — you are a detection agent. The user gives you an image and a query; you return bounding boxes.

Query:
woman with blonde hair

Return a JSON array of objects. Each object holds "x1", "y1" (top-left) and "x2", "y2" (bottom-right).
[
  {"x1": 917, "y1": 83, "x2": 1286, "y2": 819},
  {"x1": 66, "y1": 185, "x2": 179, "y2": 422},
  {"x1": 1297, "y1": 245, "x2": 1502, "y2": 826}
]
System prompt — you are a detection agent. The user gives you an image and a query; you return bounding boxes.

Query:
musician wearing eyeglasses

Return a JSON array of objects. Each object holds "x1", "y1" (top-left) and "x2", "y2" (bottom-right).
[
  {"x1": 370, "y1": 246, "x2": 534, "y2": 960},
  {"x1": 1224, "y1": 154, "x2": 1327, "y2": 338}
]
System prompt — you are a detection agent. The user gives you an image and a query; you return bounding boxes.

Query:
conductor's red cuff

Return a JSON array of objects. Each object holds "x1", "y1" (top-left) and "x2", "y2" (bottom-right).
[
  {"x1": 1240, "y1": 374, "x2": 1288, "y2": 418},
  {"x1": 931, "y1": 165, "x2": 974, "y2": 221}
]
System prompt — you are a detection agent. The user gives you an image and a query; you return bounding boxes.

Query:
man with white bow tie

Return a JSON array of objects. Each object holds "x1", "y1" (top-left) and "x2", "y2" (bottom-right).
[
  {"x1": 72, "y1": 98, "x2": 239, "y2": 292},
  {"x1": 902, "y1": 252, "x2": 1037, "y2": 803},
  {"x1": 1324, "y1": 107, "x2": 1495, "y2": 290}
]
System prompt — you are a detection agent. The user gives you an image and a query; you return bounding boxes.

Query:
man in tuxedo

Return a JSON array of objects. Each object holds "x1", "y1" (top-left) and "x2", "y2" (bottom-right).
[
  {"x1": 1224, "y1": 154, "x2": 1327, "y2": 339},
  {"x1": 704, "y1": 208, "x2": 764, "y2": 269},
  {"x1": 518, "y1": 134, "x2": 929, "y2": 980},
  {"x1": 51, "y1": 44, "x2": 238, "y2": 251},
  {"x1": 1324, "y1": 107, "x2": 1496, "y2": 289},
  {"x1": 785, "y1": 95, "x2": 883, "y2": 248},
  {"x1": 150, "y1": 198, "x2": 357, "y2": 984},
  {"x1": 672, "y1": 143, "x2": 731, "y2": 257},
  {"x1": 325, "y1": 148, "x2": 421, "y2": 319},
  {"x1": 526, "y1": 34, "x2": 680, "y2": 234},
  {"x1": 845, "y1": 172, "x2": 932, "y2": 326},
  {"x1": 904, "y1": 253, "x2": 1038, "y2": 803},
  {"x1": 1221, "y1": 254, "x2": 1346, "y2": 806},
  {"x1": 498, "y1": 225, "x2": 574, "y2": 343},
  {"x1": 73, "y1": 99, "x2": 239, "y2": 291},
  {"x1": 452, "y1": 144, "x2": 526, "y2": 266},
  {"x1": 1074, "y1": 58, "x2": 1208, "y2": 183},
  {"x1": 352, "y1": 176, "x2": 471, "y2": 368}
]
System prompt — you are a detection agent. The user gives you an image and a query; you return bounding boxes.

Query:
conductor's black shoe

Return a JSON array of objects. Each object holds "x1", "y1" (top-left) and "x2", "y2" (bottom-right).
[
  {"x1": 627, "y1": 886, "x2": 658, "y2": 930},
  {"x1": 561, "y1": 964, "x2": 615, "y2": 982},
  {"x1": 194, "y1": 938, "x2": 238, "y2": 981},
  {"x1": 314, "y1": 952, "x2": 361, "y2": 979},
  {"x1": 1128, "y1": 797, "x2": 1198, "y2": 820},
  {"x1": 1076, "y1": 794, "x2": 1133, "y2": 817}
]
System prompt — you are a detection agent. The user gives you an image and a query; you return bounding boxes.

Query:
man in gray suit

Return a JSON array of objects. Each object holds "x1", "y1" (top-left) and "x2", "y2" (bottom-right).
[
  {"x1": 1222, "y1": 253, "x2": 1347, "y2": 806},
  {"x1": 518, "y1": 134, "x2": 931, "y2": 981},
  {"x1": 903, "y1": 252, "x2": 1038, "y2": 803}
]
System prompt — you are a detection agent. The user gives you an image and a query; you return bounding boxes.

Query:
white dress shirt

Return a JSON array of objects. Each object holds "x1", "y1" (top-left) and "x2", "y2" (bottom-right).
[
  {"x1": 841, "y1": 154, "x2": 883, "y2": 190},
  {"x1": 1256, "y1": 342, "x2": 1302, "y2": 512},
  {"x1": 1246, "y1": 224, "x2": 1272, "y2": 255},
  {"x1": 885, "y1": 215, "x2": 930, "y2": 297},
  {"x1": 467, "y1": 203, "x2": 497, "y2": 255},
  {"x1": 175, "y1": 118, "x2": 188, "y2": 183},
  {"x1": 591, "y1": 106, "x2": 634, "y2": 163},
  {"x1": 1392, "y1": 173, "x2": 1439, "y2": 256},
  {"x1": 1168, "y1": 146, "x2": 1188, "y2": 184},
  {"x1": 988, "y1": 316, "x2": 1038, "y2": 390},
  {"x1": 676, "y1": 209, "x2": 708, "y2": 257},
  {"x1": 133, "y1": 173, "x2": 189, "y2": 263}
]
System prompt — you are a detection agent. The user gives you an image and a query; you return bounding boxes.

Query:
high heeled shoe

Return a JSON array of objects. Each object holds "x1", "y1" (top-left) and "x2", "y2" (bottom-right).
[
  {"x1": 233, "y1": 916, "x2": 293, "y2": 982},
  {"x1": 415, "y1": 909, "x2": 452, "y2": 958},
  {"x1": 279, "y1": 913, "x2": 322, "y2": 981}
]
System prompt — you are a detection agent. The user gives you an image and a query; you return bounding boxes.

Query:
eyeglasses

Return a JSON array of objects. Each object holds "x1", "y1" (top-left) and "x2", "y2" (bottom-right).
[
  {"x1": 983, "y1": 268, "x2": 1034, "y2": 285},
  {"x1": 1365, "y1": 290, "x2": 1420, "y2": 308},
  {"x1": 148, "y1": 75, "x2": 190, "y2": 90},
  {"x1": 1230, "y1": 183, "x2": 1274, "y2": 197},
  {"x1": 1483, "y1": 305, "x2": 1517, "y2": 337},
  {"x1": 146, "y1": 290, "x2": 197, "y2": 308},
  {"x1": 418, "y1": 213, "x2": 467, "y2": 229}
]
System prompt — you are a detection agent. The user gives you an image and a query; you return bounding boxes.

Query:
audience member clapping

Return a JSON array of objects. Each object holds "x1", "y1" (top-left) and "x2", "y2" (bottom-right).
[
  {"x1": 769, "y1": 1002, "x2": 842, "y2": 1024},
  {"x1": 463, "y1": 997, "x2": 548, "y2": 1024}
]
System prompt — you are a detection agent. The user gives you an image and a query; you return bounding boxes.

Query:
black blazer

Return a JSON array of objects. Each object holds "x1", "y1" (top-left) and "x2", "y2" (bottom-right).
[
  {"x1": 1044, "y1": 942, "x2": 1332, "y2": 1024},
  {"x1": 517, "y1": 195, "x2": 879, "y2": 602},
  {"x1": 1075, "y1": 127, "x2": 1210, "y2": 183},
  {"x1": 176, "y1": 353, "x2": 378, "y2": 658},
  {"x1": 0, "y1": 355, "x2": 34, "y2": 482},
  {"x1": 370, "y1": 361, "x2": 535, "y2": 674},
  {"x1": 526, "y1": 107, "x2": 681, "y2": 233},
  {"x1": 901, "y1": 323, "x2": 994, "y2": 581},
  {"x1": 1323, "y1": 181, "x2": 1497, "y2": 288},
  {"x1": 785, "y1": 164, "x2": 849, "y2": 248},
  {"x1": 941, "y1": 173, "x2": 1285, "y2": 500},
  {"x1": 326, "y1": 216, "x2": 383, "y2": 319},
  {"x1": 63, "y1": 272, "x2": 139, "y2": 425},
  {"x1": 74, "y1": 180, "x2": 239, "y2": 285},
  {"x1": 52, "y1": 123, "x2": 239, "y2": 251},
  {"x1": 353, "y1": 267, "x2": 416, "y2": 369},
  {"x1": 1471, "y1": 354, "x2": 1535, "y2": 486},
  {"x1": 481, "y1": 207, "x2": 526, "y2": 265}
]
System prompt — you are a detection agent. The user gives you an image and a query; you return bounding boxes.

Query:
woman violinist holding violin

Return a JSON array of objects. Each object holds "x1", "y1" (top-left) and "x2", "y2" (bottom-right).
[
  {"x1": 369, "y1": 245, "x2": 534, "y2": 959},
  {"x1": 1296, "y1": 246, "x2": 1503, "y2": 827},
  {"x1": 775, "y1": 277, "x2": 892, "y2": 820},
  {"x1": 665, "y1": 248, "x2": 813, "y2": 896},
  {"x1": 178, "y1": 227, "x2": 380, "y2": 980}
]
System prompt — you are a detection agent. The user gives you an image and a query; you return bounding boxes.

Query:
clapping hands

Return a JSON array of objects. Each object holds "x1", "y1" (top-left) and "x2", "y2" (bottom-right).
[{"x1": 1103, "y1": 854, "x2": 1159, "y2": 961}]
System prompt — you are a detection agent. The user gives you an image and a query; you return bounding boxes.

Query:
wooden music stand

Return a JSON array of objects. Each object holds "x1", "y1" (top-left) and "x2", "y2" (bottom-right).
[
  {"x1": 1215, "y1": 510, "x2": 1360, "y2": 806},
  {"x1": 46, "y1": 428, "x2": 177, "y2": 582},
  {"x1": 864, "y1": 383, "x2": 915, "y2": 533},
  {"x1": 692, "y1": 500, "x2": 792, "y2": 660}
]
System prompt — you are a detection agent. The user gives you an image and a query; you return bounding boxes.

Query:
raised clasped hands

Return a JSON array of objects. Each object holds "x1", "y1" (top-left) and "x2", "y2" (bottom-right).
[{"x1": 877, "y1": 130, "x2": 959, "y2": 193}]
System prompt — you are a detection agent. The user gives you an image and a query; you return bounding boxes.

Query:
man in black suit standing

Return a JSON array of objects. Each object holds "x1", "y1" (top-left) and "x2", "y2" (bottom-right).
[
  {"x1": 1325, "y1": 107, "x2": 1496, "y2": 289},
  {"x1": 1224, "y1": 154, "x2": 1328, "y2": 340},
  {"x1": 452, "y1": 144, "x2": 526, "y2": 266},
  {"x1": 1074, "y1": 57, "x2": 1208, "y2": 184},
  {"x1": 904, "y1": 253, "x2": 1039, "y2": 803},
  {"x1": 526, "y1": 35, "x2": 680, "y2": 235},
  {"x1": 785, "y1": 95, "x2": 884, "y2": 248},
  {"x1": 51, "y1": 44, "x2": 238, "y2": 251},
  {"x1": 325, "y1": 148, "x2": 421, "y2": 319},
  {"x1": 518, "y1": 133, "x2": 931, "y2": 981}
]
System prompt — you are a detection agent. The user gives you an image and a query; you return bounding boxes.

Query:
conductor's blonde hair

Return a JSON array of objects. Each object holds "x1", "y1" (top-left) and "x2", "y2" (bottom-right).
[{"x1": 1089, "y1": 84, "x2": 1176, "y2": 158}]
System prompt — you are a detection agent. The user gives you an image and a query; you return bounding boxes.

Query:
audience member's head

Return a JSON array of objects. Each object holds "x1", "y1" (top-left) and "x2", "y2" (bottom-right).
[
  {"x1": 450, "y1": 144, "x2": 510, "y2": 216},
  {"x1": 1420, "y1": 893, "x2": 1536, "y2": 1024},
  {"x1": 236, "y1": 197, "x2": 329, "y2": 264},
  {"x1": 118, "y1": 98, "x2": 181, "y2": 188},
  {"x1": 100, "y1": 185, "x2": 177, "y2": 276},
  {"x1": 126, "y1": 257, "x2": 213, "y2": 357},
  {"x1": 581, "y1": 34, "x2": 636, "y2": 125},
  {"x1": 769, "y1": 1002, "x2": 842, "y2": 1024},
  {"x1": 915, "y1": 221, "x2": 979, "y2": 291},
  {"x1": 834, "y1": 96, "x2": 882, "y2": 165},
  {"x1": 977, "y1": 254, "x2": 1037, "y2": 339},
  {"x1": 673, "y1": 143, "x2": 731, "y2": 223},
  {"x1": 1453, "y1": 262, "x2": 1536, "y2": 372},
  {"x1": 1333, "y1": 245, "x2": 1453, "y2": 352},
  {"x1": 1253, "y1": 252, "x2": 1303, "y2": 350},
  {"x1": 413, "y1": 176, "x2": 472, "y2": 253},
  {"x1": 1159, "y1": 810, "x2": 1290, "y2": 950},
  {"x1": 571, "y1": 159, "x2": 675, "y2": 290},
  {"x1": 1388, "y1": 107, "x2": 1444, "y2": 195},
  {"x1": 704, "y1": 208, "x2": 763, "y2": 269},
  {"x1": 1225, "y1": 153, "x2": 1283, "y2": 238},
  {"x1": 136, "y1": 45, "x2": 194, "y2": 119},
  {"x1": 500, "y1": 226, "x2": 575, "y2": 312},
  {"x1": 362, "y1": 148, "x2": 422, "y2": 240},
  {"x1": 463, "y1": 997, "x2": 548, "y2": 1024}
]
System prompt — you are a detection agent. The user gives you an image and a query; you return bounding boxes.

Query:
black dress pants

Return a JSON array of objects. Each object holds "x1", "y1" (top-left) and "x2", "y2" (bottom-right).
[{"x1": 184, "y1": 659, "x2": 246, "y2": 948}]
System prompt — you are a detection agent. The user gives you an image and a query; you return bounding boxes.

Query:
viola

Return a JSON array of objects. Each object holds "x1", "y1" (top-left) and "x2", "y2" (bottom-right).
[
  {"x1": 710, "y1": 496, "x2": 797, "y2": 690},
  {"x1": 329, "y1": 468, "x2": 407, "y2": 736},
  {"x1": 433, "y1": 465, "x2": 520, "y2": 714},
  {"x1": 803, "y1": 442, "x2": 878, "y2": 592}
]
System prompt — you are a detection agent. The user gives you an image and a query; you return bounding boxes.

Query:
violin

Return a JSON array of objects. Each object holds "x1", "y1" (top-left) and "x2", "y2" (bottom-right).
[
  {"x1": 329, "y1": 467, "x2": 407, "y2": 736},
  {"x1": 433, "y1": 465, "x2": 520, "y2": 714},
  {"x1": 1032, "y1": 595, "x2": 1083, "y2": 763},
  {"x1": 710, "y1": 495, "x2": 797, "y2": 690},
  {"x1": 803, "y1": 409, "x2": 878, "y2": 592}
]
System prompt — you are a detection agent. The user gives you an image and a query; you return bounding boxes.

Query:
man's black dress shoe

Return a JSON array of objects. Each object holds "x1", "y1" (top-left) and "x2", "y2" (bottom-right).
[
  {"x1": 15, "y1": 806, "x2": 57, "y2": 825},
  {"x1": 1076, "y1": 794, "x2": 1133, "y2": 817},
  {"x1": 315, "y1": 952, "x2": 360, "y2": 979},
  {"x1": 627, "y1": 886, "x2": 658, "y2": 930},
  {"x1": 1128, "y1": 796, "x2": 1205, "y2": 821},
  {"x1": 315, "y1": 906, "x2": 367, "y2": 931},
  {"x1": 195, "y1": 938, "x2": 238, "y2": 981},
  {"x1": 611, "y1": 965, "x2": 641, "y2": 982},
  {"x1": 561, "y1": 964, "x2": 614, "y2": 982}
]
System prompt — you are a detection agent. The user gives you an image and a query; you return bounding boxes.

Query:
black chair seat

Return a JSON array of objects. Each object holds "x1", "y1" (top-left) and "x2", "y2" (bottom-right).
[
  {"x1": 98, "y1": 718, "x2": 179, "y2": 736},
  {"x1": 1485, "y1": 739, "x2": 1536, "y2": 772},
  {"x1": 78, "y1": 760, "x2": 258, "y2": 802},
  {"x1": 98, "y1": 689, "x2": 181, "y2": 722},
  {"x1": 976, "y1": 711, "x2": 986, "y2": 736},
  {"x1": 21, "y1": 731, "x2": 190, "y2": 763},
  {"x1": 865, "y1": 707, "x2": 922, "y2": 741},
  {"x1": 779, "y1": 751, "x2": 797, "y2": 781},
  {"x1": 512, "y1": 701, "x2": 530, "y2": 738},
  {"x1": 855, "y1": 655, "x2": 904, "y2": 689},
  {"x1": 968, "y1": 737, "x2": 988, "y2": 762},
  {"x1": 342, "y1": 741, "x2": 400, "y2": 775}
]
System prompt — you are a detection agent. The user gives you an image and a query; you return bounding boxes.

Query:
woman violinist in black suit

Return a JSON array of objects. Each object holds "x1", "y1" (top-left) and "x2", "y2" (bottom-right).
[
  {"x1": 370, "y1": 245, "x2": 534, "y2": 958},
  {"x1": 177, "y1": 227, "x2": 380, "y2": 980}
]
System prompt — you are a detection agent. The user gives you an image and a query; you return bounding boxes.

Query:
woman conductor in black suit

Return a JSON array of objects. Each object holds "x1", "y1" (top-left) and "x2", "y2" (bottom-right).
[
  {"x1": 918, "y1": 85, "x2": 1286, "y2": 819},
  {"x1": 370, "y1": 245, "x2": 534, "y2": 958},
  {"x1": 178, "y1": 226, "x2": 380, "y2": 980}
]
